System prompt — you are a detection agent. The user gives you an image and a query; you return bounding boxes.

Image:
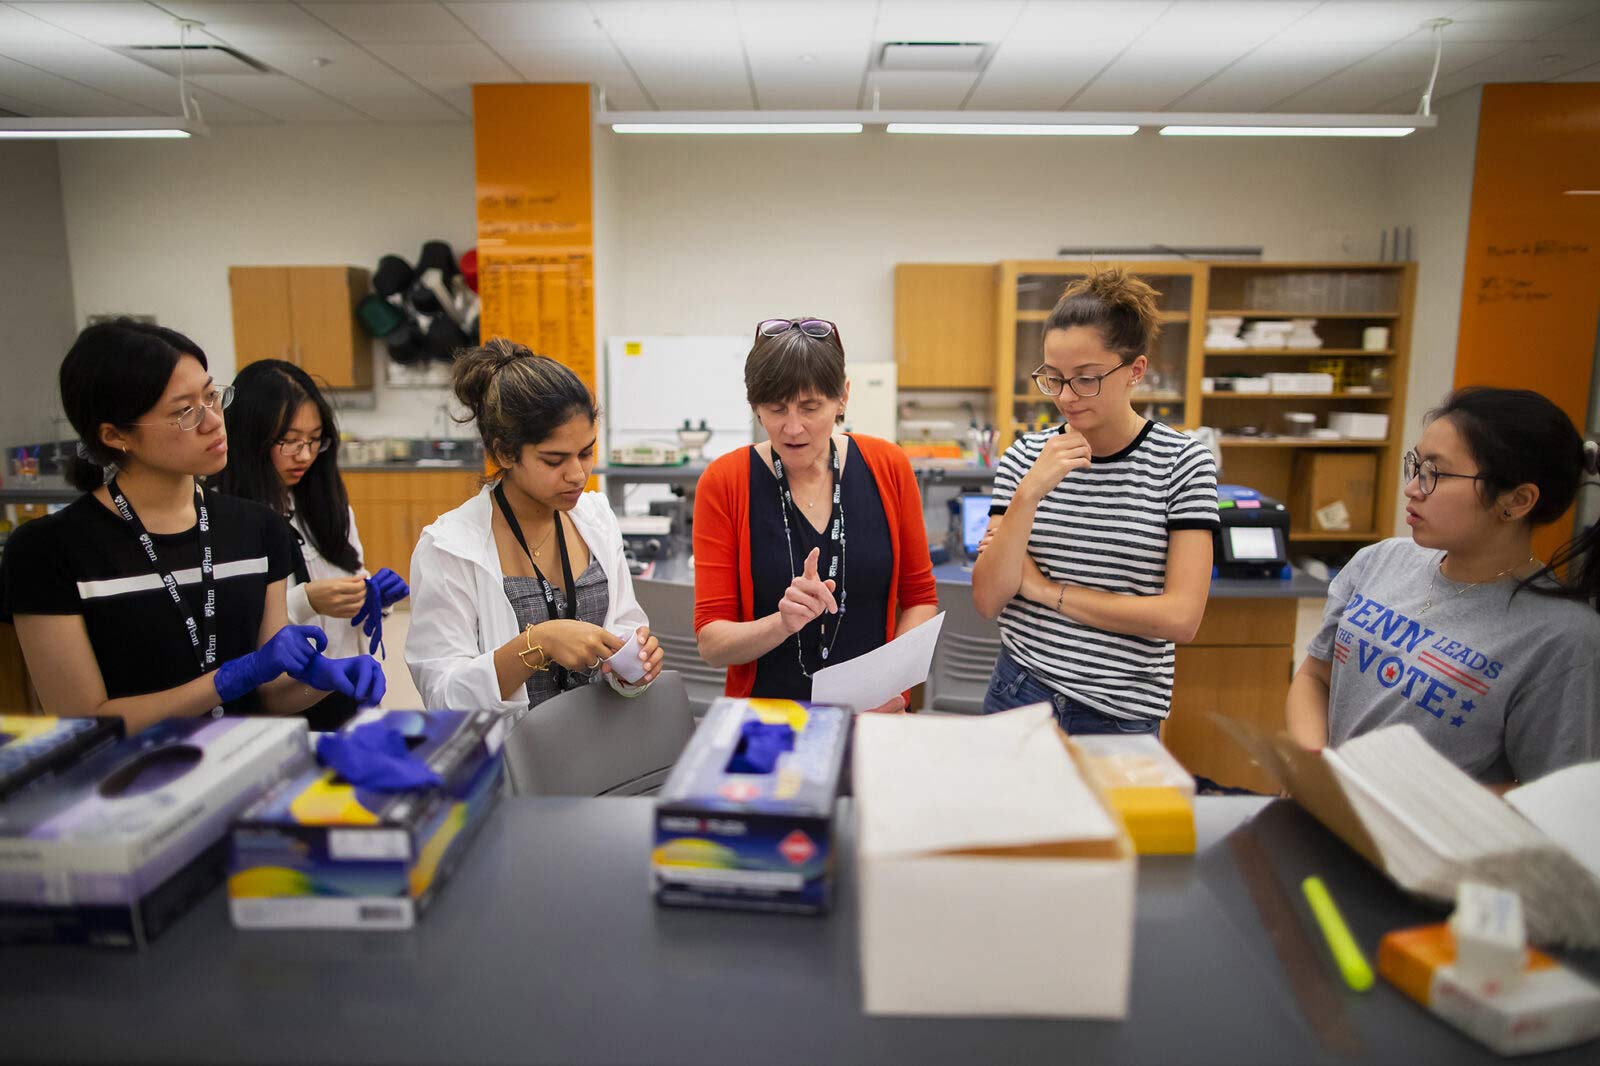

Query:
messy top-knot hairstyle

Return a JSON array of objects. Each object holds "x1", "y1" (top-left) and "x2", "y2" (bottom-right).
[
  {"x1": 744, "y1": 320, "x2": 847, "y2": 413},
  {"x1": 452, "y1": 337, "x2": 598, "y2": 466},
  {"x1": 59, "y1": 318, "x2": 210, "y2": 492},
  {"x1": 1044, "y1": 267, "x2": 1163, "y2": 363}
]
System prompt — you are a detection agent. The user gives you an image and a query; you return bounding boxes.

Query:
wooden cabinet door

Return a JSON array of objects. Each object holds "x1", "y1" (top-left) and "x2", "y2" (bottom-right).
[
  {"x1": 1165, "y1": 642, "x2": 1294, "y2": 795},
  {"x1": 228, "y1": 267, "x2": 293, "y2": 371},
  {"x1": 894, "y1": 264, "x2": 996, "y2": 389},
  {"x1": 288, "y1": 267, "x2": 372, "y2": 389}
]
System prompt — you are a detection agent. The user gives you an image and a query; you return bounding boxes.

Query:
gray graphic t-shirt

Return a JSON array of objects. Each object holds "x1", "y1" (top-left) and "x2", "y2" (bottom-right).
[{"x1": 1309, "y1": 538, "x2": 1599, "y2": 784}]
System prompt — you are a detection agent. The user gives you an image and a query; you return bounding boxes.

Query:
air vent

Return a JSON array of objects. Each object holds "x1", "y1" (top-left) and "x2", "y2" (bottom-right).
[
  {"x1": 119, "y1": 45, "x2": 271, "y2": 76},
  {"x1": 878, "y1": 42, "x2": 987, "y2": 71}
]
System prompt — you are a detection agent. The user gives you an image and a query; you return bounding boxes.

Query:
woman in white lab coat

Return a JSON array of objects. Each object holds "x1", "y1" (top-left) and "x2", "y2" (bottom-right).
[{"x1": 405, "y1": 338, "x2": 662, "y2": 720}]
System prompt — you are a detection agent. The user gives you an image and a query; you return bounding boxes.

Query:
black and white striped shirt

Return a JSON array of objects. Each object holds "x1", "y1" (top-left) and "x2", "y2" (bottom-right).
[{"x1": 990, "y1": 421, "x2": 1219, "y2": 721}]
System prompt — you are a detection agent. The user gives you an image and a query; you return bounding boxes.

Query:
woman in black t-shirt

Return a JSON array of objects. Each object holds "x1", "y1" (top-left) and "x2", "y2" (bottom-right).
[{"x1": 0, "y1": 320, "x2": 385, "y2": 733}]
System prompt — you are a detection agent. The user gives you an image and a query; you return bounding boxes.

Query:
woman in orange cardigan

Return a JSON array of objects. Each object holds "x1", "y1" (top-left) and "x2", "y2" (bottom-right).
[{"x1": 694, "y1": 318, "x2": 939, "y2": 711}]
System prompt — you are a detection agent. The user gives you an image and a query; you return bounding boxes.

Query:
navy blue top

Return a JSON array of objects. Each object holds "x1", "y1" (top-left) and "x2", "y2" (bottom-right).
[{"x1": 749, "y1": 438, "x2": 893, "y2": 701}]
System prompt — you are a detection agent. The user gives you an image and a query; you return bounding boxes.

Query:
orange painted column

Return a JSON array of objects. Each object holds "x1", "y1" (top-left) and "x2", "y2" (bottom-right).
[
  {"x1": 472, "y1": 83, "x2": 597, "y2": 390},
  {"x1": 1453, "y1": 84, "x2": 1600, "y2": 559}
]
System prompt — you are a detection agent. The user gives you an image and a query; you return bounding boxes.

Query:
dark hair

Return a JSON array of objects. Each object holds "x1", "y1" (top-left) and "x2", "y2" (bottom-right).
[
  {"x1": 452, "y1": 338, "x2": 598, "y2": 465},
  {"x1": 59, "y1": 318, "x2": 209, "y2": 492},
  {"x1": 744, "y1": 323, "x2": 847, "y2": 412},
  {"x1": 1429, "y1": 386, "x2": 1599, "y2": 609},
  {"x1": 1044, "y1": 267, "x2": 1162, "y2": 363},
  {"x1": 216, "y1": 360, "x2": 361, "y2": 573}
]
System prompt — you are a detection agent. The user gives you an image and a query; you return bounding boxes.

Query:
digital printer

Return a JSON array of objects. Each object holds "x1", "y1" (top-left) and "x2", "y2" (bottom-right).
[{"x1": 1213, "y1": 484, "x2": 1292, "y2": 579}]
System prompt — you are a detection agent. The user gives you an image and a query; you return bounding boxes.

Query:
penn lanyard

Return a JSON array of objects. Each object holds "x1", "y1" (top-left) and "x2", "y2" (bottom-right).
[
  {"x1": 493, "y1": 482, "x2": 582, "y2": 690},
  {"x1": 106, "y1": 476, "x2": 218, "y2": 674},
  {"x1": 771, "y1": 438, "x2": 846, "y2": 677}
]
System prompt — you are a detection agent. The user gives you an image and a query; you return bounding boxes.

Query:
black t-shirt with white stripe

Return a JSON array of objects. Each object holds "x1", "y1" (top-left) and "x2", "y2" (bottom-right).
[
  {"x1": 0, "y1": 490, "x2": 296, "y2": 712},
  {"x1": 990, "y1": 420, "x2": 1219, "y2": 721}
]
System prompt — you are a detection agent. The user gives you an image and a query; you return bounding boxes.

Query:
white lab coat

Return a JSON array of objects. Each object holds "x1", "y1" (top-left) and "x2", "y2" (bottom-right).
[{"x1": 405, "y1": 485, "x2": 650, "y2": 720}]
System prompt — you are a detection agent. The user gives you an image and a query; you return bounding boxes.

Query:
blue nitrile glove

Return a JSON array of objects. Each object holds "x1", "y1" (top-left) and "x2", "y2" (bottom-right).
[
  {"x1": 214, "y1": 625, "x2": 328, "y2": 703},
  {"x1": 290, "y1": 652, "x2": 387, "y2": 707},
  {"x1": 370, "y1": 568, "x2": 409, "y2": 608},
  {"x1": 726, "y1": 720, "x2": 795, "y2": 775},
  {"x1": 349, "y1": 579, "x2": 384, "y2": 657},
  {"x1": 315, "y1": 720, "x2": 441, "y2": 792}
]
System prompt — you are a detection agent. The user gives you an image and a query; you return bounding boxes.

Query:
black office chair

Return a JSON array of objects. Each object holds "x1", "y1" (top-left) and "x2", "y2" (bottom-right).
[
  {"x1": 632, "y1": 579, "x2": 728, "y2": 713},
  {"x1": 500, "y1": 670, "x2": 697, "y2": 796},
  {"x1": 923, "y1": 582, "x2": 1004, "y2": 714}
]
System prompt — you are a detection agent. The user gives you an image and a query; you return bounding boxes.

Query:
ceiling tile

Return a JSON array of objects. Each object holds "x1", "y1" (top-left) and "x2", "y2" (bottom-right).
[
  {"x1": 11, "y1": 2, "x2": 186, "y2": 46},
  {"x1": 190, "y1": 71, "x2": 370, "y2": 119},
  {"x1": 745, "y1": 42, "x2": 866, "y2": 109},
  {"x1": 1002, "y1": 1, "x2": 1167, "y2": 43},
  {"x1": 869, "y1": 70, "x2": 979, "y2": 109},
  {"x1": 965, "y1": 41, "x2": 1127, "y2": 110},
  {"x1": 1549, "y1": 59, "x2": 1600, "y2": 80},
  {"x1": 872, "y1": 0, "x2": 1025, "y2": 43},
  {"x1": 1538, "y1": 9, "x2": 1600, "y2": 42},
  {"x1": 158, "y1": 3, "x2": 350, "y2": 47},
  {"x1": 0, "y1": 51, "x2": 159, "y2": 114},
  {"x1": 617, "y1": 39, "x2": 751, "y2": 108},
  {"x1": 301, "y1": 2, "x2": 476, "y2": 44},
  {"x1": 733, "y1": 0, "x2": 874, "y2": 46},
  {"x1": 1448, "y1": 1, "x2": 1600, "y2": 42},
  {"x1": 240, "y1": 40, "x2": 468, "y2": 117},
  {"x1": 1175, "y1": 39, "x2": 1390, "y2": 112},
  {"x1": 1271, "y1": 1, "x2": 1469, "y2": 45},
  {"x1": 444, "y1": 1, "x2": 605, "y2": 41},
  {"x1": 495, "y1": 39, "x2": 643, "y2": 103},
  {"x1": 364, "y1": 41, "x2": 520, "y2": 77},
  {"x1": 592, "y1": 0, "x2": 740, "y2": 44},
  {"x1": 1273, "y1": 36, "x2": 1507, "y2": 112},
  {"x1": 1424, "y1": 39, "x2": 1600, "y2": 95},
  {"x1": 0, "y1": 6, "x2": 85, "y2": 44}
]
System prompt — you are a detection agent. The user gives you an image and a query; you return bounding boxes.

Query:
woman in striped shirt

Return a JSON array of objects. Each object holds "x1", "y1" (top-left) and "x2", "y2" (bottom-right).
[{"x1": 972, "y1": 269, "x2": 1219, "y2": 732}]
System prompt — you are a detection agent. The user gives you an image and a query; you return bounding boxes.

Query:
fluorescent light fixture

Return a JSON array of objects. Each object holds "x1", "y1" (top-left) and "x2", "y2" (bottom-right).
[
  {"x1": 0, "y1": 117, "x2": 208, "y2": 140},
  {"x1": 1161, "y1": 125, "x2": 1414, "y2": 138},
  {"x1": 886, "y1": 122, "x2": 1137, "y2": 136},
  {"x1": 1563, "y1": 189, "x2": 1600, "y2": 196},
  {"x1": 611, "y1": 123, "x2": 861, "y2": 135}
]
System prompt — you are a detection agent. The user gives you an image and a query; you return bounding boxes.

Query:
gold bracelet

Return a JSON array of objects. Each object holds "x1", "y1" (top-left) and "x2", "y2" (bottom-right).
[
  {"x1": 518, "y1": 624, "x2": 552, "y2": 672},
  {"x1": 1054, "y1": 585, "x2": 1066, "y2": 615}
]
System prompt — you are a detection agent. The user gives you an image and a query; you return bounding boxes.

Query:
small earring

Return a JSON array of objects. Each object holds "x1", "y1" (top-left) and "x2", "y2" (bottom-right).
[{"x1": 1503, "y1": 509, "x2": 1512, "y2": 519}]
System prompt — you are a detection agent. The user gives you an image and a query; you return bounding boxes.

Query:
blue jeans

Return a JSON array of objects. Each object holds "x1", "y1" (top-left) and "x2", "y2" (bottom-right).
[{"x1": 982, "y1": 648, "x2": 1159, "y2": 736}]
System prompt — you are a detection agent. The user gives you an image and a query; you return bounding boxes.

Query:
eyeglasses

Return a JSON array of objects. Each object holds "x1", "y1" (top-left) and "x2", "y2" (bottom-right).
[
  {"x1": 274, "y1": 437, "x2": 332, "y2": 458},
  {"x1": 1403, "y1": 450, "x2": 1489, "y2": 496},
  {"x1": 1030, "y1": 362, "x2": 1131, "y2": 399},
  {"x1": 132, "y1": 384, "x2": 234, "y2": 431},
  {"x1": 756, "y1": 318, "x2": 841, "y2": 344}
]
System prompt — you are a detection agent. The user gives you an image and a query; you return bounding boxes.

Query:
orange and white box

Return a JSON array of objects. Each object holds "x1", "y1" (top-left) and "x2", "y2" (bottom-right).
[{"x1": 1379, "y1": 924, "x2": 1600, "y2": 1056}]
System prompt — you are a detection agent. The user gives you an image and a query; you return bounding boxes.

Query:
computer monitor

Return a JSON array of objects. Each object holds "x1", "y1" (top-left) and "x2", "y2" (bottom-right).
[{"x1": 960, "y1": 494, "x2": 993, "y2": 557}]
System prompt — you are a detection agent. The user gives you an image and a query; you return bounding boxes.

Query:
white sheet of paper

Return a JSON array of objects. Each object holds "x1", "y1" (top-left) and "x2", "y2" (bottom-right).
[
  {"x1": 1506, "y1": 760, "x2": 1600, "y2": 885},
  {"x1": 808, "y1": 611, "x2": 945, "y2": 712}
]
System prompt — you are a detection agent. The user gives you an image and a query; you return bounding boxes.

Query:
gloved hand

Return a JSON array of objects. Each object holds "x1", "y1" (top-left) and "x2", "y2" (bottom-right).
[
  {"x1": 350, "y1": 580, "x2": 384, "y2": 656},
  {"x1": 316, "y1": 721, "x2": 441, "y2": 792},
  {"x1": 214, "y1": 625, "x2": 328, "y2": 704},
  {"x1": 290, "y1": 652, "x2": 386, "y2": 707},
  {"x1": 370, "y1": 568, "x2": 409, "y2": 608}
]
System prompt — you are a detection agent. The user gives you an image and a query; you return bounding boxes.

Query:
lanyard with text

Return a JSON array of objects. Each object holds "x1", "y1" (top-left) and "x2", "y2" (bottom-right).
[
  {"x1": 772, "y1": 437, "x2": 847, "y2": 675},
  {"x1": 493, "y1": 482, "x2": 580, "y2": 689},
  {"x1": 107, "y1": 476, "x2": 218, "y2": 674}
]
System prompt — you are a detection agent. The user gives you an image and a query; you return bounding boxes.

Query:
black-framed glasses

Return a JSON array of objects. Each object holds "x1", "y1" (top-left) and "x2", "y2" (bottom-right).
[
  {"x1": 1403, "y1": 450, "x2": 1488, "y2": 496},
  {"x1": 274, "y1": 436, "x2": 332, "y2": 458},
  {"x1": 1030, "y1": 362, "x2": 1130, "y2": 399},
  {"x1": 756, "y1": 318, "x2": 841, "y2": 344},
  {"x1": 132, "y1": 384, "x2": 234, "y2": 431}
]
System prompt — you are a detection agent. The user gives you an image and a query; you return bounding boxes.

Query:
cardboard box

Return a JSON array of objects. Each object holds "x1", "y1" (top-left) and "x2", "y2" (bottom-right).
[
  {"x1": 1291, "y1": 451, "x2": 1376, "y2": 532},
  {"x1": 652, "y1": 697, "x2": 849, "y2": 915},
  {"x1": 0, "y1": 717, "x2": 310, "y2": 949},
  {"x1": 229, "y1": 709, "x2": 504, "y2": 930},
  {"x1": 853, "y1": 704, "x2": 1136, "y2": 1018},
  {"x1": 1268, "y1": 372, "x2": 1335, "y2": 394},
  {"x1": 1380, "y1": 923, "x2": 1600, "y2": 1056},
  {"x1": 0, "y1": 716, "x2": 124, "y2": 801}
]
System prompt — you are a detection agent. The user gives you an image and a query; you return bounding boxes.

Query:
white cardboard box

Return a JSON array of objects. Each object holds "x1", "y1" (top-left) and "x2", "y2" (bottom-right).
[
  {"x1": 853, "y1": 704, "x2": 1136, "y2": 1018},
  {"x1": 1328, "y1": 411, "x2": 1390, "y2": 439}
]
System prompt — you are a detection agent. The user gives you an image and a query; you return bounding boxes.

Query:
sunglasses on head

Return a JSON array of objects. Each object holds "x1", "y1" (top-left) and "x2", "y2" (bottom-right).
[{"x1": 756, "y1": 318, "x2": 841, "y2": 344}]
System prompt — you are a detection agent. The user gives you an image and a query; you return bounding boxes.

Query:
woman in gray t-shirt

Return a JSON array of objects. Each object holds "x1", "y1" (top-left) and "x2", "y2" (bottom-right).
[{"x1": 1287, "y1": 387, "x2": 1600, "y2": 784}]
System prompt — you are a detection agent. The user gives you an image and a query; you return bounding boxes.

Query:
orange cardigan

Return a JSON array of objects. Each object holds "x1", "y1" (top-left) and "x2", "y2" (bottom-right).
[{"x1": 693, "y1": 434, "x2": 939, "y2": 698}]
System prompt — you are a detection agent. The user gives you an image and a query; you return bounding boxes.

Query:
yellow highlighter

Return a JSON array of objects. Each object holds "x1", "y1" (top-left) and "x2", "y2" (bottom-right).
[{"x1": 1302, "y1": 876, "x2": 1375, "y2": 992}]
